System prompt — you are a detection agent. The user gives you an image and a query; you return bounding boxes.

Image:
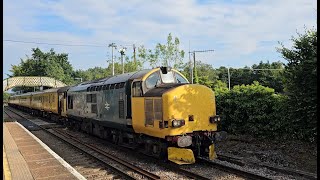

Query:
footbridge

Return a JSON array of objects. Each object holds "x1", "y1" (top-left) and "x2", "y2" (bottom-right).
[{"x1": 3, "y1": 76, "x2": 67, "y2": 91}]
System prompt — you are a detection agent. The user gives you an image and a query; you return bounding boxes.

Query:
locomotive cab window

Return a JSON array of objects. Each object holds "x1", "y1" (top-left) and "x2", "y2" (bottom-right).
[
  {"x1": 175, "y1": 72, "x2": 188, "y2": 83},
  {"x1": 145, "y1": 72, "x2": 161, "y2": 89},
  {"x1": 132, "y1": 81, "x2": 142, "y2": 97}
]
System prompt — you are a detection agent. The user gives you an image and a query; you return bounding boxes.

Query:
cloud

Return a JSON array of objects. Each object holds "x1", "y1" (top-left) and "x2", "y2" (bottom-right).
[{"x1": 3, "y1": 0, "x2": 317, "y2": 78}]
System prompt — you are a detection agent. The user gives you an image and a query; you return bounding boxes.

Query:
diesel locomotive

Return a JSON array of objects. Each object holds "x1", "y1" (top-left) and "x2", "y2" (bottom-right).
[{"x1": 8, "y1": 67, "x2": 221, "y2": 164}]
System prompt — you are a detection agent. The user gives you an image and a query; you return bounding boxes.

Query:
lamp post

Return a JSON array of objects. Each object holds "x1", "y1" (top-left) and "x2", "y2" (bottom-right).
[
  {"x1": 108, "y1": 43, "x2": 117, "y2": 76},
  {"x1": 119, "y1": 47, "x2": 127, "y2": 74}
]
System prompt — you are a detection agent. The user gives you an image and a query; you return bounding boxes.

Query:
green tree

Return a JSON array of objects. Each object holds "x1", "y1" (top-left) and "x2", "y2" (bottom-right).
[
  {"x1": 3, "y1": 92, "x2": 10, "y2": 102},
  {"x1": 277, "y1": 28, "x2": 317, "y2": 142},
  {"x1": 216, "y1": 61, "x2": 284, "y2": 92},
  {"x1": 181, "y1": 61, "x2": 218, "y2": 87},
  {"x1": 10, "y1": 48, "x2": 75, "y2": 86},
  {"x1": 137, "y1": 33, "x2": 185, "y2": 69}
]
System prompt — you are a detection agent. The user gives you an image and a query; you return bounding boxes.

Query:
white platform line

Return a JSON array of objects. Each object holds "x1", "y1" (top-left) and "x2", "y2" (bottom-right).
[{"x1": 16, "y1": 122, "x2": 87, "y2": 180}]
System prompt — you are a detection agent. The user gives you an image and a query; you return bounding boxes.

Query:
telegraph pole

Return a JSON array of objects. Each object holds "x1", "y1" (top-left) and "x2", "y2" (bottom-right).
[
  {"x1": 188, "y1": 49, "x2": 214, "y2": 84},
  {"x1": 108, "y1": 43, "x2": 117, "y2": 76}
]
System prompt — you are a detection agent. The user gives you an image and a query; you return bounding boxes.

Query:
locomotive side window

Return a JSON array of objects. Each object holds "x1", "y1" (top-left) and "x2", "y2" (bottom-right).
[
  {"x1": 67, "y1": 95, "x2": 73, "y2": 109},
  {"x1": 132, "y1": 81, "x2": 142, "y2": 97}
]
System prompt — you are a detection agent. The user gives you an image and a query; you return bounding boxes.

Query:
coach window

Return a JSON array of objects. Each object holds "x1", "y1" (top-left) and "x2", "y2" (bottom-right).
[
  {"x1": 102, "y1": 85, "x2": 107, "y2": 90},
  {"x1": 132, "y1": 81, "x2": 142, "y2": 97},
  {"x1": 110, "y1": 84, "x2": 115, "y2": 89}
]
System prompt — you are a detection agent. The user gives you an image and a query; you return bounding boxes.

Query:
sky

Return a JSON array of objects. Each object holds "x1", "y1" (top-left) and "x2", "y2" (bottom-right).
[{"x1": 3, "y1": 0, "x2": 317, "y2": 79}]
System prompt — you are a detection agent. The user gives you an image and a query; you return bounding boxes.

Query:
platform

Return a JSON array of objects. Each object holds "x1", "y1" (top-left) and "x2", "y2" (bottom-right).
[{"x1": 3, "y1": 122, "x2": 85, "y2": 180}]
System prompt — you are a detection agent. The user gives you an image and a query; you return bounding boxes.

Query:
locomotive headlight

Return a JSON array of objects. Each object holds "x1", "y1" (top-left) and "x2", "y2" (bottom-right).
[
  {"x1": 177, "y1": 136, "x2": 192, "y2": 147},
  {"x1": 172, "y1": 119, "x2": 185, "y2": 127},
  {"x1": 209, "y1": 115, "x2": 221, "y2": 123}
]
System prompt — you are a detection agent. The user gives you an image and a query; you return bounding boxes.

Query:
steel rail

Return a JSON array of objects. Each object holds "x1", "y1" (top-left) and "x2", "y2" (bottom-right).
[
  {"x1": 4, "y1": 107, "x2": 160, "y2": 180},
  {"x1": 217, "y1": 154, "x2": 317, "y2": 180},
  {"x1": 55, "y1": 128, "x2": 161, "y2": 180},
  {"x1": 199, "y1": 158, "x2": 273, "y2": 180}
]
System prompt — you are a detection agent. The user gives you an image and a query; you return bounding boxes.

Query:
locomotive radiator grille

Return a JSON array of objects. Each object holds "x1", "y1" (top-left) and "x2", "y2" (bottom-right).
[{"x1": 145, "y1": 98, "x2": 163, "y2": 126}]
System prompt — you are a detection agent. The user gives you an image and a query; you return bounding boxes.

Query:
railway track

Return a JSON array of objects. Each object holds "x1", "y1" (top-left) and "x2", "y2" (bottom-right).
[
  {"x1": 6, "y1": 106, "x2": 316, "y2": 180},
  {"x1": 216, "y1": 154, "x2": 317, "y2": 180},
  {"x1": 4, "y1": 107, "x2": 161, "y2": 180}
]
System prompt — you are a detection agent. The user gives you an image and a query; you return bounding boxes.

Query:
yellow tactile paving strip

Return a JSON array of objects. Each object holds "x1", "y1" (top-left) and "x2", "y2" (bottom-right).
[
  {"x1": 3, "y1": 123, "x2": 34, "y2": 180},
  {"x1": 3, "y1": 122, "x2": 79, "y2": 180},
  {"x1": 3, "y1": 145, "x2": 12, "y2": 180}
]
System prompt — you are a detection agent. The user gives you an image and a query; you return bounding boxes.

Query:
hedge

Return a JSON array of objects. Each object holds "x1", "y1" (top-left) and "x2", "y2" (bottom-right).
[{"x1": 215, "y1": 81, "x2": 315, "y2": 142}]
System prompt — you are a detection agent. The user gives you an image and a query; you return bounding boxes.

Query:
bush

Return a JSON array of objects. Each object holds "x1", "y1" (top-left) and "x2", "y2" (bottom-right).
[{"x1": 215, "y1": 81, "x2": 291, "y2": 139}]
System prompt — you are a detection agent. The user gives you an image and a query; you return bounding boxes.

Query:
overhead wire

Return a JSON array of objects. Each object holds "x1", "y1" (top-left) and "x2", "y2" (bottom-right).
[{"x1": 4, "y1": 39, "x2": 106, "y2": 47}]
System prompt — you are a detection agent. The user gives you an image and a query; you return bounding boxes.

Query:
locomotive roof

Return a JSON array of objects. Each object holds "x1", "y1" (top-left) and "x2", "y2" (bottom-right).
[
  {"x1": 57, "y1": 86, "x2": 71, "y2": 93},
  {"x1": 68, "y1": 69, "x2": 151, "y2": 92}
]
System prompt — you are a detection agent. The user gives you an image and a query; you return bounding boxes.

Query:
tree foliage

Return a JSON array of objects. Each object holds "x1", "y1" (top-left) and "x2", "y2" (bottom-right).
[
  {"x1": 277, "y1": 28, "x2": 317, "y2": 142},
  {"x1": 10, "y1": 48, "x2": 75, "y2": 85},
  {"x1": 137, "y1": 33, "x2": 185, "y2": 68},
  {"x1": 181, "y1": 61, "x2": 218, "y2": 87},
  {"x1": 216, "y1": 61, "x2": 284, "y2": 92},
  {"x1": 3, "y1": 92, "x2": 10, "y2": 102}
]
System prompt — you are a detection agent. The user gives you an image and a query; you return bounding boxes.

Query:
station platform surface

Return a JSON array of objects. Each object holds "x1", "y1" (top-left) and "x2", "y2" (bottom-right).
[{"x1": 3, "y1": 121, "x2": 85, "y2": 180}]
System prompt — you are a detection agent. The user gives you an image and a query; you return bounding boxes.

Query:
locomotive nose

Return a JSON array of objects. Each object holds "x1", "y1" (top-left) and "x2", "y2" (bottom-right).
[{"x1": 162, "y1": 84, "x2": 217, "y2": 132}]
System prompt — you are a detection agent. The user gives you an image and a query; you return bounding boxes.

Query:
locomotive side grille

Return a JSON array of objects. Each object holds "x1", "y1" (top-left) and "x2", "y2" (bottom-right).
[
  {"x1": 145, "y1": 99, "x2": 154, "y2": 125},
  {"x1": 119, "y1": 100, "x2": 125, "y2": 118},
  {"x1": 145, "y1": 98, "x2": 163, "y2": 126},
  {"x1": 91, "y1": 104, "x2": 97, "y2": 113},
  {"x1": 154, "y1": 99, "x2": 163, "y2": 120}
]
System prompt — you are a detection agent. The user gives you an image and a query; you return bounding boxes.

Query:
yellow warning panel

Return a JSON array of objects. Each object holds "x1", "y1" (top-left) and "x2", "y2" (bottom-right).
[
  {"x1": 209, "y1": 144, "x2": 217, "y2": 160},
  {"x1": 168, "y1": 147, "x2": 195, "y2": 164}
]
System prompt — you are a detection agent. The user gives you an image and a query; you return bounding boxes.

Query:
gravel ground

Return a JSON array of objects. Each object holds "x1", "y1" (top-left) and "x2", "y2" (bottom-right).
[{"x1": 215, "y1": 133, "x2": 317, "y2": 174}]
